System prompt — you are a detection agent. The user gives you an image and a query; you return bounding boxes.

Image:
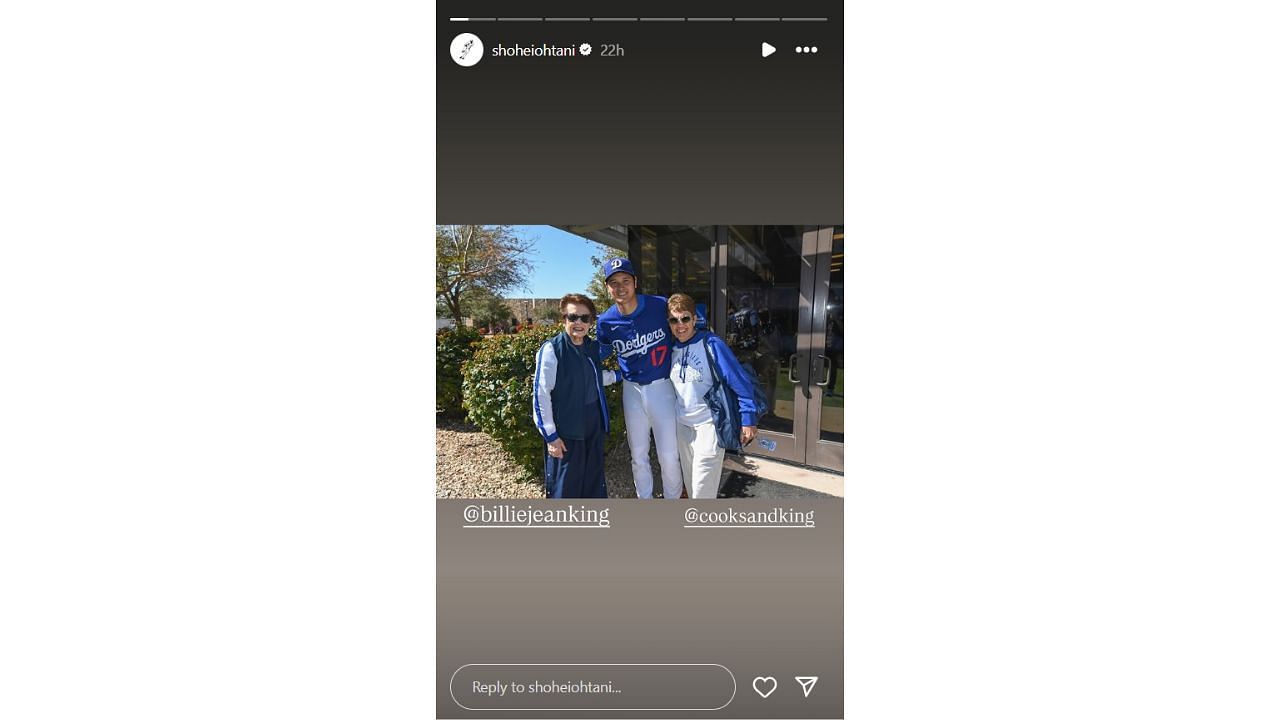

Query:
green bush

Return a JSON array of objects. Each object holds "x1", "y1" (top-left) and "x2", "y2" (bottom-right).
[
  {"x1": 436, "y1": 326, "x2": 482, "y2": 419},
  {"x1": 462, "y1": 325, "x2": 624, "y2": 483}
]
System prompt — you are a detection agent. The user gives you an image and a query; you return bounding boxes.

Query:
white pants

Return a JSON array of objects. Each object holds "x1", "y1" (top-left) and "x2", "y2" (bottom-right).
[
  {"x1": 677, "y1": 421, "x2": 726, "y2": 499},
  {"x1": 622, "y1": 379, "x2": 683, "y2": 499}
]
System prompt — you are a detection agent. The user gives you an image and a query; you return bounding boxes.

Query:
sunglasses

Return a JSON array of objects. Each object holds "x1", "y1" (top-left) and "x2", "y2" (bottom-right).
[
  {"x1": 563, "y1": 313, "x2": 593, "y2": 323},
  {"x1": 668, "y1": 315, "x2": 693, "y2": 325}
]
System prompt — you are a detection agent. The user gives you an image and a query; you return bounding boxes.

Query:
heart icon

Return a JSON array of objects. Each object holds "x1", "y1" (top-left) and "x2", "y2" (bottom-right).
[{"x1": 753, "y1": 676, "x2": 777, "y2": 699}]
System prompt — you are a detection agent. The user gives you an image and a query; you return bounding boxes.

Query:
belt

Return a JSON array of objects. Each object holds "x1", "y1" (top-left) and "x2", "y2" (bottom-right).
[{"x1": 626, "y1": 377, "x2": 669, "y2": 387}]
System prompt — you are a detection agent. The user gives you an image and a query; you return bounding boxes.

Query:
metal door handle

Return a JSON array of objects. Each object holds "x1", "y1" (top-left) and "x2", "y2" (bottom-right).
[
  {"x1": 815, "y1": 354, "x2": 832, "y2": 387},
  {"x1": 787, "y1": 354, "x2": 800, "y2": 383}
]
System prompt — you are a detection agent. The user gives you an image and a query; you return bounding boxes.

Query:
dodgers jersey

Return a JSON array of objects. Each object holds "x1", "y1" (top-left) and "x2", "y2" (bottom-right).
[{"x1": 597, "y1": 294, "x2": 672, "y2": 385}]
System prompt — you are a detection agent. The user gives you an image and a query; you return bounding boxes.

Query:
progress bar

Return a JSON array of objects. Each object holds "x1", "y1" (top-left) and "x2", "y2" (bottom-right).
[{"x1": 449, "y1": 17, "x2": 829, "y2": 22}]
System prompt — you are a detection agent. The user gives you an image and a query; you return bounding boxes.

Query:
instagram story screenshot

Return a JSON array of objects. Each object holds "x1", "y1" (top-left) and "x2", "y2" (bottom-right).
[
  {"x1": 7, "y1": 0, "x2": 1280, "y2": 718},
  {"x1": 436, "y1": 2, "x2": 843, "y2": 717}
]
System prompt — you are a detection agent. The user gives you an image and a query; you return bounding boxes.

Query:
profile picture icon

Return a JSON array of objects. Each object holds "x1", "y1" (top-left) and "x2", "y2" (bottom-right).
[{"x1": 450, "y1": 33, "x2": 483, "y2": 67}]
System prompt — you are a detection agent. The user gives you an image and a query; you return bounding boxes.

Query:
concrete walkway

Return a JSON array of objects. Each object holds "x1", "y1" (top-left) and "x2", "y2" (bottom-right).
[{"x1": 720, "y1": 453, "x2": 844, "y2": 498}]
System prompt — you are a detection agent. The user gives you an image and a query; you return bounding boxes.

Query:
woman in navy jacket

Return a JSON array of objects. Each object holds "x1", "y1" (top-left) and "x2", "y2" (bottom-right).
[
  {"x1": 666, "y1": 293, "x2": 759, "y2": 499},
  {"x1": 532, "y1": 294, "x2": 618, "y2": 498}
]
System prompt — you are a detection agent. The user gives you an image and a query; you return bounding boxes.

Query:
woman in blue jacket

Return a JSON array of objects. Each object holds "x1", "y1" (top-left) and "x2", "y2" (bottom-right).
[
  {"x1": 532, "y1": 294, "x2": 618, "y2": 498},
  {"x1": 666, "y1": 293, "x2": 759, "y2": 499}
]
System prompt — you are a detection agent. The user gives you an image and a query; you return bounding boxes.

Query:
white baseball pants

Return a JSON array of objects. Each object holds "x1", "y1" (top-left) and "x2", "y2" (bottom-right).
[
  {"x1": 677, "y1": 421, "x2": 725, "y2": 499},
  {"x1": 622, "y1": 379, "x2": 683, "y2": 499}
]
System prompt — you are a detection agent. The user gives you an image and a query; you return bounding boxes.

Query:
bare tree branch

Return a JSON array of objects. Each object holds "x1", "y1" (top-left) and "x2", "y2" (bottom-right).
[{"x1": 436, "y1": 225, "x2": 536, "y2": 325}]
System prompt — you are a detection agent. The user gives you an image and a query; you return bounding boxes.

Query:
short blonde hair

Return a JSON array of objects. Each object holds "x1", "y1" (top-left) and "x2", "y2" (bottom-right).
[{"x1": 667, "y1": 293, "x2": 697, "y2": 317}]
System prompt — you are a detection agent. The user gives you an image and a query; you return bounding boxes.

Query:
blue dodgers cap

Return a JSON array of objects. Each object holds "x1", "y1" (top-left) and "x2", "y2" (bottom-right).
[{"x1": 603, "y1": 257, "x2": 637, "y2": 281}]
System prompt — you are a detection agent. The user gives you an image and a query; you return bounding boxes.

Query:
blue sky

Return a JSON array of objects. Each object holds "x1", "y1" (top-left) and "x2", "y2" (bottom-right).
[{"x1": 513, "y1": 225, "x2": 605, "y2": 298}]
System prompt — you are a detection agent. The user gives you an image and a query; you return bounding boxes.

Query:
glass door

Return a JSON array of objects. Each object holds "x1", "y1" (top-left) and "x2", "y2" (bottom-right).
[
  {"x1": 721, "y1": 226, "x2": 842, "y2": 472},
  {"x1": 721, "y1": 226, "x2": 806, "y2": 463},
  {"x1": 805, "y1": 226, "x2": 843, "y2": 471}
]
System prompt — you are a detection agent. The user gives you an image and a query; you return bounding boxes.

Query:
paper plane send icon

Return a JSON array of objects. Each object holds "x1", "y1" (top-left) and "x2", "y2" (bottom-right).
[
  {"x1": 762, "y1": 42, "x2": 776, "y2": 58},
  {"x1": 795, "y1": 676, "x2": 818, "y2": 698}
]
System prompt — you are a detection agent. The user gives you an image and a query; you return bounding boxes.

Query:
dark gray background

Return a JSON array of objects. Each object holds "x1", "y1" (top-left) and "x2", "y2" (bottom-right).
[
  {"x1": 437, "y1": 2, "x2": 842, "y2": 223},
  {"x1": 438, "y1": 500, "x2": 843, "y2": 718}
]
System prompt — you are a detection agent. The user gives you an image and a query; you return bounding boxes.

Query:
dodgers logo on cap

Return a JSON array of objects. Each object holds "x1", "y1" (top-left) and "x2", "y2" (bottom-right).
[{"x1": 604, "y1": 257, "x2": 636, "y2": 280}]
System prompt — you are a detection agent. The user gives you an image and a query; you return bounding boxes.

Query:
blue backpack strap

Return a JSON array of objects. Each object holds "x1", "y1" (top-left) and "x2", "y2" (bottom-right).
[
  {"x1": 701, "y1": 335, "x2": 742, "y2": 452},
  {"x1": 702, "y1": 336, "x2": 722, "y2": 383}
]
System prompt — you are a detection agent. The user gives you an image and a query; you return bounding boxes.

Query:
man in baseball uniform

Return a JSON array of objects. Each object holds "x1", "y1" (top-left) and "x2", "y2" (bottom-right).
[{"x1": 597, "y1": 258, "x2": 683, "y2": 499}]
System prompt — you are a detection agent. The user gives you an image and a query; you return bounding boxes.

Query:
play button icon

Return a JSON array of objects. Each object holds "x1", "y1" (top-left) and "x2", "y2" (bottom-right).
[{"x1": 761, "y1": 42, "x2": 776, "y2": 58}]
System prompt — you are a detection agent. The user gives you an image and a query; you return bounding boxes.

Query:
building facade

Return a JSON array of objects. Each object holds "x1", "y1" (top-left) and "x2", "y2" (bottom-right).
[
  {"x1": 501, "y1": 297, "x2": 562, "y2": 325},
  {"x1": 560, "y1": 225, "x2": 844, "y2": 474}
]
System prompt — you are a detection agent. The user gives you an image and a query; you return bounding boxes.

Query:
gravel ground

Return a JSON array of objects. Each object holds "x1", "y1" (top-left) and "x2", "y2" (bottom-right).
[
  {"x1": 435, "y1": 421, "x2": 833, "y2": 499},
  {"x1": 435, "y1": 422, "x2": 542, "y2": 499},
  {"x1": 436, "y1": 420, "x2": 661, "y2": 499}
]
